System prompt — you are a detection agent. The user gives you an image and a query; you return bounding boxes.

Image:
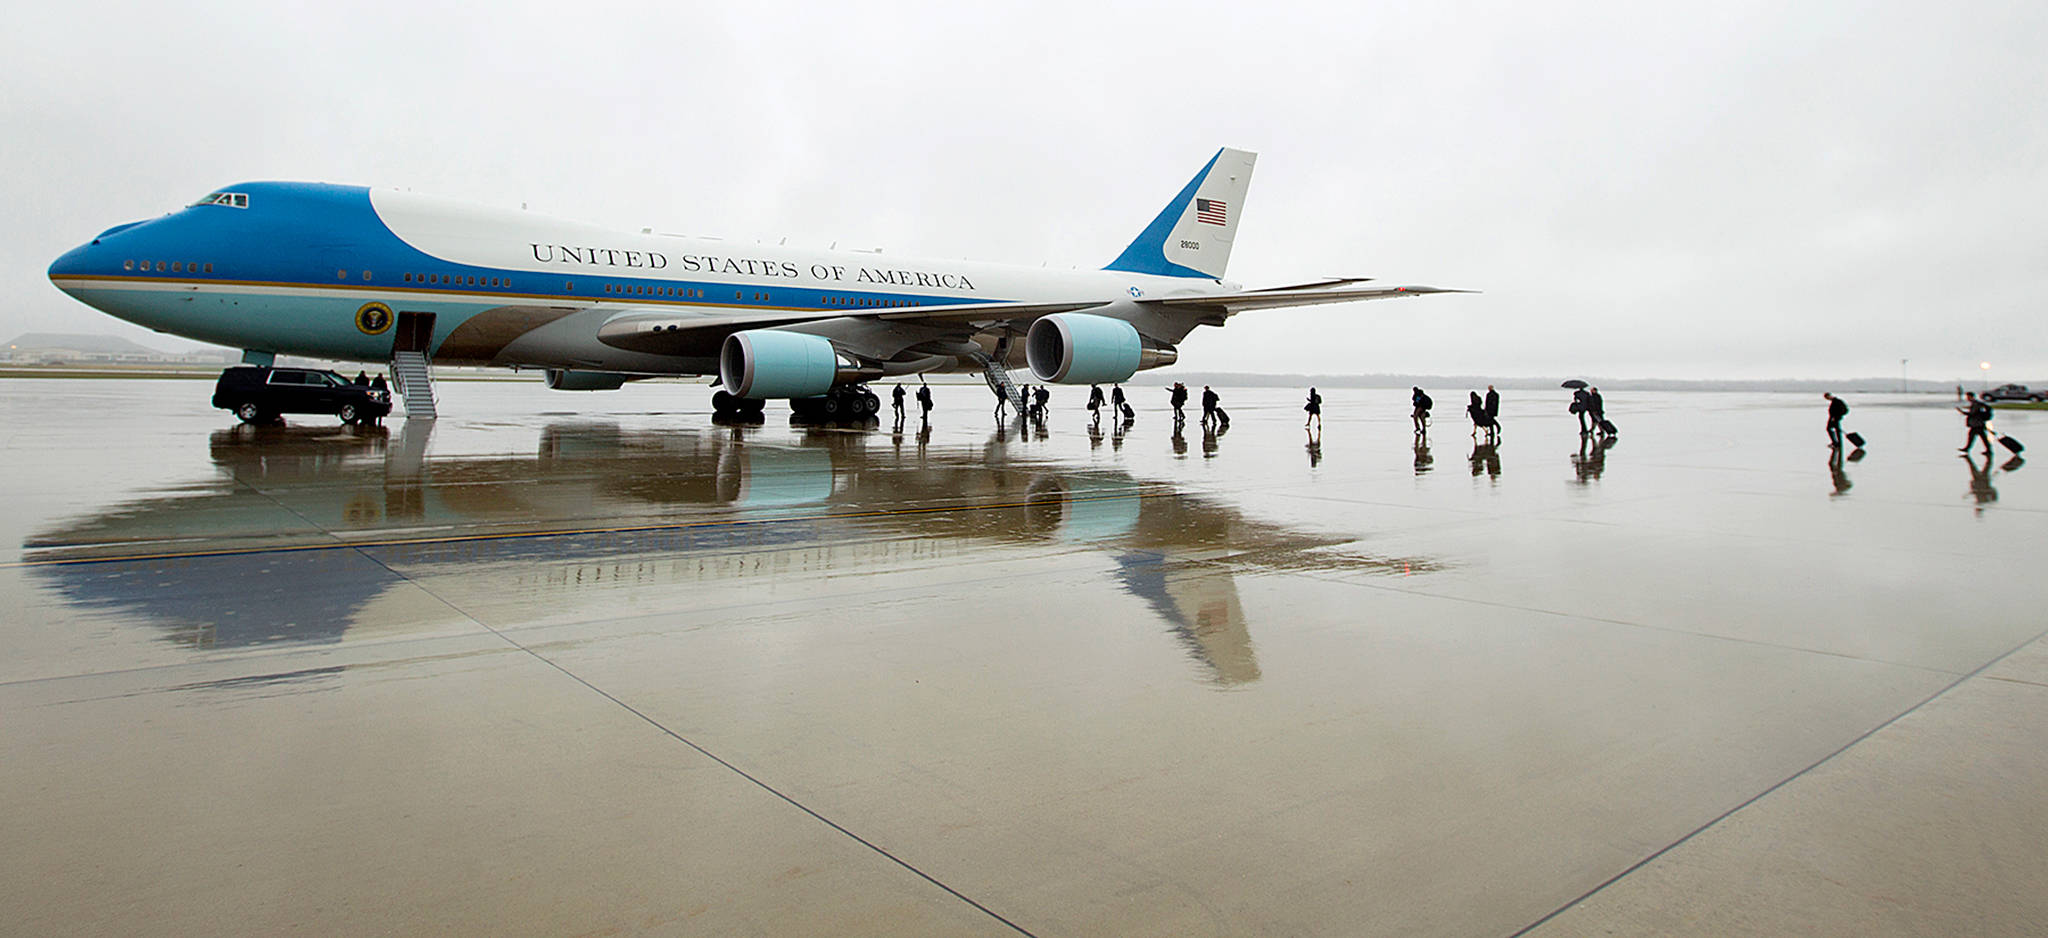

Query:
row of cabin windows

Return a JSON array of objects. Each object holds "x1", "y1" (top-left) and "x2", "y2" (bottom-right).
[
  {"x1": 125, "y1": 260, "x2": 213, "y2": 274},
  {"x1": 606, "y1": 283, "x2": 707, "y2": 298},
  {"x1": 826, "y1": 295, "x2": 920, "y2": 308},
  {"x1": 594, "y1": 283, "x2": 918, "y2": 308},
  {"x1": 403, "y1": 272, "x2": 523, "y2": 289}
]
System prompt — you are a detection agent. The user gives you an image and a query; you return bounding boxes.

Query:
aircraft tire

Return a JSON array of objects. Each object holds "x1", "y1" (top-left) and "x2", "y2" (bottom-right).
[{"x1": 711, "y1": 389, "x2": 734, "y2": 414}]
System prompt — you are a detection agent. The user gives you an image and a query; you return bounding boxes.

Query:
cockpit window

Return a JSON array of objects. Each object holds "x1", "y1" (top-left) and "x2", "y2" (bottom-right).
[{"x1": 190, "y1": 192, "x2": 249, "y2": 209}]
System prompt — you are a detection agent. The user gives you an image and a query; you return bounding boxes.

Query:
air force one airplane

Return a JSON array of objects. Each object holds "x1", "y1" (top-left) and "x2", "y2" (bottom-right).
[{"x1": 48, "y1": 148, "x2": 1465, "y2": 417}]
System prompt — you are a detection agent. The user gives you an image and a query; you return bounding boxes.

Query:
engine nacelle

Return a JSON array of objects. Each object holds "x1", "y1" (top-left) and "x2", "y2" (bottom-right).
[
  {"x1": 720, "y1": 330, "x2": 843, "y2": 398},
  {"x1": 1026, "y1": 313, "x2": 1143, "y2": 384},
  {"x1": 544, "y1": 369, "x2": 631, "y2": 391}
]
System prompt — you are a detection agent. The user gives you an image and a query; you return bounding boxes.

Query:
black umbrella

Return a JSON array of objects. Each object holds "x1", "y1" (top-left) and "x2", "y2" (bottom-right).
[{"x1": 1560, "y1": 379, "x2": 1588, "y2": 389}]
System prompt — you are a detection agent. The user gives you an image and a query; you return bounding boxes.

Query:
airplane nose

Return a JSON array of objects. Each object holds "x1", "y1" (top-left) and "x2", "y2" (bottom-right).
[{"x1": 48, "y1": 242, "x2": 94, "y2": 287}]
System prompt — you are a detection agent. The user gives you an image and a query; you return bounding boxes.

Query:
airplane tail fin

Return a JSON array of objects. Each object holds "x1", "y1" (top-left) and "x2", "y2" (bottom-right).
[{"x1": 1104, "y1": 148, "x2": 1257, "y2": 280}]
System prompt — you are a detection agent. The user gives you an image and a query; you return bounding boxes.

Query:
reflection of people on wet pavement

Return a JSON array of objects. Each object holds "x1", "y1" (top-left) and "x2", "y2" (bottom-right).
[
  {"x1": 1202, "y1": 419, "x2": 1225, "y2": 457},
  {"x1": 1171, "y1": 421, "x2": 1188, "y2": 457},
  {"x1": 1469, "y1": 442, "x2": 1500, "y2": 480},
  {"x1": 1304, "y1": 387, "x2": 1321, "y2": 432},
  {"x1": 1829, "y1": 446, "x2": 1852, "y2": 496},
  {"x1": 1307, "y1": 434, "x2": 1321, "y2": 467},
  {"x1": 1412, "y1": 387, "x2": 1432, "y2": 436},
  {"x1": 1571, "y1": 434, "x2": 1613, "y2": 483},
  {"x1": 1963, "y1": 450, "x2": 1997, "y2": 509},
  {"x1": 1824, "y1": 392, "x2": 1847, "y2": 449},
  {"x1": 1413, "y1": 439, "x2": 1433, "y2": 474},
  {"x1": 1959, "y1": 392, "x2": 1992, "y2": 456}
]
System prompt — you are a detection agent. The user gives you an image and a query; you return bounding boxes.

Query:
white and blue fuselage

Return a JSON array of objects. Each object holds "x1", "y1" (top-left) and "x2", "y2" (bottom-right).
[{"x1": 49, "y1": 149, "x2": 1460, "y2": 399}]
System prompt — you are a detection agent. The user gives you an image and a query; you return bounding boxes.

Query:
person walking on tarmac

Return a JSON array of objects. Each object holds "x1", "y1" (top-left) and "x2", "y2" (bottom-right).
[
  {"x1": 1412, "y1": 387, "x2": 1433, "y2": 437},
  {"x1": 1170, "y1": 382, "x2": 1189, "y2": 423},
  {"x1": 1087, "y1": 384, "x2": 1105, "y2": 418},
  {"x1": 1824, "y1": 392, "x2": 1848, "y2": 449},
  {"x1": 1111, "y1": 384, "x2": 1126, "y2": 415},
  {"x1": 1033, "y1": 385, "x2": 1050, "y2": 421},
  {"x1": 1304, "y1": 387, "x2": 1322, "y2": 432},
  {"x1": 916, "y1": 380, "x2": 933, "y2": 423},
  {"x1": 892, "y1": 383, "x2": 906, "y2": 421},
  {"x1": 1571, "y1": 387, "x2": 1592, "y2": 435},
  {"x1": 1588, "y1": 387, "x2": 1609, "y2": 437},
  {"x1": 1483, "y1": 385, "x2": 1500, "y2": 441},
  {"x1": 1960, "y1": 391, "x2": 1993, "y2": 456},
  {"x1": 1201, "y1": 385, "x2": 1220, "y2": 428}
]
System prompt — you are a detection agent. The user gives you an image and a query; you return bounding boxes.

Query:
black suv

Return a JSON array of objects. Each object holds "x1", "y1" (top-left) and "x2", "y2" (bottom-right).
[{"x1": 211, "y1": 366, "x2": 393, "y2": 425}]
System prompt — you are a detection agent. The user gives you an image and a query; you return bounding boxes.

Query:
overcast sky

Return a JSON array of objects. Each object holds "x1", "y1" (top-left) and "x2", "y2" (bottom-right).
[{"x1": 4, "y1": 0, "x2": 2043, "y2": 381}]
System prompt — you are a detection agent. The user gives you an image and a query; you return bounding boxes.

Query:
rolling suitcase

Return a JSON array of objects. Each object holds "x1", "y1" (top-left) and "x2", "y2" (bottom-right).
[
  {"x1": 1120, "y1": 402, "x2": 1134, "y2": 420},
  {"x1": 1999, "y1": 435, "x2": 2024, "y2": 455},
  {"x1": 1846, "y1": 431, "x2": 1865, "y2": 447},
  {"x1": 1598, "y1": 418, "x2": 1617, "y2": 436}
]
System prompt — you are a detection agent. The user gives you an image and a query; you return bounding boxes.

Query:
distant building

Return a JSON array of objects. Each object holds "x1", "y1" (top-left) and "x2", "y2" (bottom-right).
[{"x1": 3, "y1": 333, "x2": 236, "y2": 365}]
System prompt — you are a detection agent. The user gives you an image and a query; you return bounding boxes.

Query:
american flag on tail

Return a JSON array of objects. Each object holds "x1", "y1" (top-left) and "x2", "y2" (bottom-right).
[{"x1": 1194, "y1": 198, "x2": 1227, "y2": 226}]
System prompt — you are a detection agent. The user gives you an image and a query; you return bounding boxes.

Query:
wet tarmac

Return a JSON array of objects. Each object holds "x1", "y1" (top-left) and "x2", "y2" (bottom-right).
[{"x1": 3, "y1": 379, "x2": 2043, "y2": 936}]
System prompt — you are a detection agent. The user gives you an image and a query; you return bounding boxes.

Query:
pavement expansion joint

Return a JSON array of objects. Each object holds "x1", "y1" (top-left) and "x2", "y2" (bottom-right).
[{"x1": 1508, "y1": 621, "x2": 2048, "y2": 937}]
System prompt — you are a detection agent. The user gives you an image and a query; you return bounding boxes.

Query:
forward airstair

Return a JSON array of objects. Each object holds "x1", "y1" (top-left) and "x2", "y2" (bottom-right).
[{"x1": 389, "y1": 350, "x2": 438, "y2": 419}]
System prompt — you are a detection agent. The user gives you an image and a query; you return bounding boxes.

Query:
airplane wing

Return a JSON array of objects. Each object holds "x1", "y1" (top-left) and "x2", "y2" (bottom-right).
[
  {"x1": 1138, "y1": 284, "x2": 1474, "y2": 316},
  {"x1": 594, "y1": 300, "x2": 1110, "y2": 356}
]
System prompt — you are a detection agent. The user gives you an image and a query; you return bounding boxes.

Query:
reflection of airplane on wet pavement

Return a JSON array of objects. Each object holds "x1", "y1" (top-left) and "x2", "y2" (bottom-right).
[
  {"x1": 49, "y1": 149, "x2": 1465, "y2": 420},
  {"x1": 24, "y1": 425, "x2": 1442, "y2": 684}
]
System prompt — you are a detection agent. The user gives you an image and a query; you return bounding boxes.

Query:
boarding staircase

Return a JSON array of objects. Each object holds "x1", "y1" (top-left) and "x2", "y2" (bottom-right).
[
  {"x1": 974, "y1": 348, "x2": 1027, "y2": 413},
  {"x1": 389, "y1": 350, "x2": 438, "y2": 419}
]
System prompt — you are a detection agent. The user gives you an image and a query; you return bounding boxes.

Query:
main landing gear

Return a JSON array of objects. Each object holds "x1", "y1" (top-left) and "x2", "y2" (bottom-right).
[
  {"x1": 788, "y1": 385, "x2": 881, "y2": 422},
  {"x1": 710, "y1": 389, "x2": 767, "y2": 421}
]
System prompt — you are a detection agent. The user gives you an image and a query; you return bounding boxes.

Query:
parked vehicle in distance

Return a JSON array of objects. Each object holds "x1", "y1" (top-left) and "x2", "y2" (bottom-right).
[
  {"x1": 211, "y1": 366, "x2": 393, "y2": 424},
  {"x1": 1983, "y1": 384, "x2": 2048, "y2": 403}
]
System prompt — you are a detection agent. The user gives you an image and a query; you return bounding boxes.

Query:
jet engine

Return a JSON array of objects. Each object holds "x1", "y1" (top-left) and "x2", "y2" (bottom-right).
[
  {"x1": 1026, "y1": 313, "x2": 1172, "y2": 384},
  {"x1": 720, "y1": 329, "x2": 876, "y2": 399},
  {"x1": 544, "y1": 369, "x2": 631, "y2": 391}
]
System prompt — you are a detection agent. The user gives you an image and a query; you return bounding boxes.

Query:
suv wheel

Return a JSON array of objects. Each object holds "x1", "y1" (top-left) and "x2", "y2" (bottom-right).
[
  {"x1": 235, "y1": 401, "x2": 264, "y2": 423},
  {"x1": 339, "y1": 403, "x2": 360, "y2": 424}
]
